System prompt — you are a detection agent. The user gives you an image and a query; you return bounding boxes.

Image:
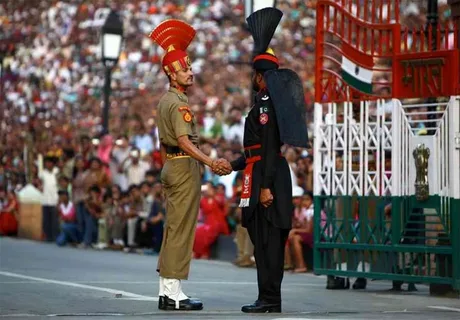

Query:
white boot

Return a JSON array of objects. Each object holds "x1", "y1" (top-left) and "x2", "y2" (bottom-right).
[
  {"x1": 356, "y1": 261, "x2": 370, "y2": 272},
  {"x1": 163, "y1": 278, "x2": 189, "y2": 309},
  {"x1": 158, "y1": 276, "x2": 165, "y2": 297},
  {"x1": 336, "y1": 262, "x2": 348, "y2": 271}
]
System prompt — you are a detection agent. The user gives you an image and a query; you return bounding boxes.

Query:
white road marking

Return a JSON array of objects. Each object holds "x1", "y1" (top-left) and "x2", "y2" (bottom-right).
[
  {"x1": 0, "y1": 314, "x2": 39, "y2": 318},
  {"x1": 428, "y1": 306, "x2": 460, "y2": 312},
  {"x1": 0, "y1": 271, "x2": 158, "y2": 302},
  {"x1": 272, "y1": 318, "x2": 345, "y2": 320},
  {"x1": 0, "y1": 280, "x2": 324, "y2": 286},
  {"x1": 1, "y1": 311, "x2": 244, "y2": 317},
  {"x1": 0, "y1": 313, "x2": 126, "y2": 317},
  {"x1": 0, "y1": 279, "x2": 393, "y2": 288}
]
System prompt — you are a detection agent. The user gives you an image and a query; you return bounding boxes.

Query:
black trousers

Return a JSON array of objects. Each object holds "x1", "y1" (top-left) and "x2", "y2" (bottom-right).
[
  {"x1": 246, "y1": 205, "x2": 289, "y2": 304},
  {"x1": 42, "y1": 205, "x2": 59, "y2": 242}
]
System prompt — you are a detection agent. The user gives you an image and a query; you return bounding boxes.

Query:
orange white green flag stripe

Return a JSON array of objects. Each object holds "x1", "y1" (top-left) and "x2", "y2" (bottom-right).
[{"x1": 341, "y1": 42, "x2": 374, "y2": 94}]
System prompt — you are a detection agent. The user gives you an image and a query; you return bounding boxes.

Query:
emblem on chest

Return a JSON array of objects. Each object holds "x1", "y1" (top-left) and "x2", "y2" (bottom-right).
[{"x1": 259, "y1": 113, "x2": 268, "y2": 125}]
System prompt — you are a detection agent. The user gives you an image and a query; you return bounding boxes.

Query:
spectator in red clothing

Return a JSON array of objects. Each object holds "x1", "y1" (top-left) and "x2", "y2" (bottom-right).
[
  {"x1": 56, "y1": 190, "x2": 79, "y2": 246},
  {"x1": 96, "y1": 134, "x2": 114, "y2": 180},
  {"x1": 193, "y1": 182, "x2": 230, "y2": 259},
  {"x1": 0, "y1": 189, "x2": 19, "y2": 236},
  {"x1": 78, "y1": 135, "x2": 95, "y2": 169}
]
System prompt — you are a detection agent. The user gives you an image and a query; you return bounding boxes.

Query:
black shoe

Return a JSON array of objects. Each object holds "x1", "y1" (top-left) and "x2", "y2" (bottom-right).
[
  {"x1": 158, "y1": 296, "x2": 165, "y2": 310},
  {"x1": 162, "y1": 295, "x2": 203, "y2": 311},
  {"x1": 159, "y1": 295, "x2": 201, "y2": 310},
  {"x1": 241, "y1": 300, "x2": 281, "y2": 313},
  {"x1": 407, "y1": 283, "x2": 418, "y2": 292},
  {"x1": 326, "y1": 276, "x2": 350, "y2": 290},
  {"x1": 390, "y1": 280, "x2": 403, "y2": 291},
  {"x1": 352, "y1": 278, "x2": 367, "y2": 290}
]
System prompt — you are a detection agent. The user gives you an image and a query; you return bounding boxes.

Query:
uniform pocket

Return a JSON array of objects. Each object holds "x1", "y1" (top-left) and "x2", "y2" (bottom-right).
[
  {"x1": 162, "y1": 158, "x2": 192, "y2": 187},
  {"x1": 160, "y1": 161, "x2": 171, "y2": 186}
]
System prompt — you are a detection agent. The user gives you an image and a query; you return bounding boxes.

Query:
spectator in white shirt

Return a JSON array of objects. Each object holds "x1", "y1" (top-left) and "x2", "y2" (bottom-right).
[
  {"x1": 38, "y1": 155, "x2": 60, "y2": 242},
  {"x1": 121, "y1": 148, "x2": 151, "y2": 187},
  {"x1": 131, "y1": 124, "x2": 154, "y2": 156},
  {"x1": 222, "y1": 107, "x2": 245, "y2": 146},
  {"x1": 110, "y1": 135, "x2": 132, "y2": 191}
]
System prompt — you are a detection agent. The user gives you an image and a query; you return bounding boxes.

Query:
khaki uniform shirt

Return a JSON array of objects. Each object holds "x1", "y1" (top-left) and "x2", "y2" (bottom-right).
[{"x1": 156, "y1": 87, "x2": 199, "y2": 147}]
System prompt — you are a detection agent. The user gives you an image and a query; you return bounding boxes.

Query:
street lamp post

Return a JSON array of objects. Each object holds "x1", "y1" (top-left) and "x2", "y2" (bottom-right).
[{"x1": 101, "y1": 10, "x2": 123, "y2": 136}]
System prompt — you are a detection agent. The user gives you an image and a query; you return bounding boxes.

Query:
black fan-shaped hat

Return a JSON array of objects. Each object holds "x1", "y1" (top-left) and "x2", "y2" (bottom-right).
[{"x1": 246, "y1": 7, "x2": 283, "y2": 55}]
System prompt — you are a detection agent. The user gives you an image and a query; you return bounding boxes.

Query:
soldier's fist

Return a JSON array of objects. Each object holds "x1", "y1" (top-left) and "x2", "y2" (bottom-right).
[{"x1": 259, "y1": 188, "x2": 273, "y2": 208}]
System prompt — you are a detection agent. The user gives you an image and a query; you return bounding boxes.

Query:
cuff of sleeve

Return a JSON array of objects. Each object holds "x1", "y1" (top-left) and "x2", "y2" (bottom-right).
[
  {"x1": 261, "y1": 180, "x2": 273, "y2": 189},
  {"x1": 175, "y1": 128, "x2": 193, "y2": 139}
]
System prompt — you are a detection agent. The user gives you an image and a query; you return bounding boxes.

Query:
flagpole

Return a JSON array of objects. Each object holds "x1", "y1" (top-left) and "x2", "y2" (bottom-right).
[{"x1": 346, "y1": 84, "x2": 351, "y2": 103}]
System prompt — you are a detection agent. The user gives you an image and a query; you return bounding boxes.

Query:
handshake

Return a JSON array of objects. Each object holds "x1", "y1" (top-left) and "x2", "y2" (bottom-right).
[{"x1": 211, "y1": 158, "x2": 232, "y2": 176}]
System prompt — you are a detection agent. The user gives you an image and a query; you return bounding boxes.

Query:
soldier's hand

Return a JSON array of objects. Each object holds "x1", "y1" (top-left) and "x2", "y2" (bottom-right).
[
  {"x1": 219, "y1": 159, "x2": 232, "y2": 174},
  {"x1": 211, "y1": 158, "x2": 232, "y2": 176},
  {"x1": 259, "y1": 188, "x2": 273, "y2": 207}
]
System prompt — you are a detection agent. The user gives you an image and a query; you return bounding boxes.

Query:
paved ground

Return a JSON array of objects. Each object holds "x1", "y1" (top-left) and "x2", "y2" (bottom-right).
[{"x1": 0, "y1": 237, "x2": 459, "y2": 320}]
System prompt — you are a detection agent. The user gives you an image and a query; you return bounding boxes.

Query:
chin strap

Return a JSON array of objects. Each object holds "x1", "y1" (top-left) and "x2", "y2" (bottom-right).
[{"x1": 171, "y1": 84, "x2": 187, "y2": 93}]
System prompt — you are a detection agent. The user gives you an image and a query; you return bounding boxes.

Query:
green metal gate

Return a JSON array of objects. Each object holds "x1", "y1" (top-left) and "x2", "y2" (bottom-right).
[{"x1": 313, "y1": 98, "x2": 460, "y2": 289}]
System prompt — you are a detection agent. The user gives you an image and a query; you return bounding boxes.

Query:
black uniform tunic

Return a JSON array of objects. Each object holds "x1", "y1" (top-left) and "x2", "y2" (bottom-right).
[{"x1": 231, "y1": 88, "x2": 293, "y2": 304}]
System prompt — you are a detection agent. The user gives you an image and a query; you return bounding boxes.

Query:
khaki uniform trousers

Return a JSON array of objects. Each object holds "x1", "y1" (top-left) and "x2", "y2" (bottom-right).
[{"x1": 157, "y1": 157, "x2": 201, "y2": 280}]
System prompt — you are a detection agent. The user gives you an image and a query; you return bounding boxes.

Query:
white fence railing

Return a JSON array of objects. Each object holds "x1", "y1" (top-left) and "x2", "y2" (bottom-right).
[{"x1": 314, "y1": 97, "x2": 460, "y2": 200}]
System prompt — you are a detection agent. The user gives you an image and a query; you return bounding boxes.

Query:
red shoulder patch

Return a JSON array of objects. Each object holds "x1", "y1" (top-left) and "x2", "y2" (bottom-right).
[
  {"x1": 179, "y1": 106, "x2": 193, "y2": 123},
  {"x1": 178, "y1": 106, "x2": 191, "y2": 112}
]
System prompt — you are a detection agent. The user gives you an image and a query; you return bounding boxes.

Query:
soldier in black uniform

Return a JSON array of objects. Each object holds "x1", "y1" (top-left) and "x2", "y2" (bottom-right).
[{"x1": 229, "y1": 7, "x2": 309, "y2": 313}]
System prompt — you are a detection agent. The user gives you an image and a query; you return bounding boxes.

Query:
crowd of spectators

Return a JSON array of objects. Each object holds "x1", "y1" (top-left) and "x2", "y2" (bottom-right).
[{"x1": 0, "y1": 1, "x2": 454, "y2": 264}]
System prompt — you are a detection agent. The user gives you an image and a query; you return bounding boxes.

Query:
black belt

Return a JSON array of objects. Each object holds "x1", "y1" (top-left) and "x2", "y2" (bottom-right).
[
  {"x1": 165, "y1": 145, "x2": 183, "y2": 154},
  {"x1": 244, "y1": 148, "x2": 263, "y2": 158},
  {"x1": 164, "y1": 144, "x2": 199, "y2": 154}
]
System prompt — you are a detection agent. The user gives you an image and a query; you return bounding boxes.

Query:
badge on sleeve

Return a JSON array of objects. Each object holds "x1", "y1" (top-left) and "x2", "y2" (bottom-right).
[
  {"x1": 259, "y1": 113, "x2": 268, "y2": 125},
  {"x1": 183, "y1": 112, "x2": 192, "y2": 122},
  {"x1": 179, "y1": 106, "x2": 193, "y2": 123}
]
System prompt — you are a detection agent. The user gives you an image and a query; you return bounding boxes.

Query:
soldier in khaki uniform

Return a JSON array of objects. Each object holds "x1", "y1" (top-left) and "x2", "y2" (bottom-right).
[{"x1": 149, "y1": 20, "x2": 232, "y2": 311}]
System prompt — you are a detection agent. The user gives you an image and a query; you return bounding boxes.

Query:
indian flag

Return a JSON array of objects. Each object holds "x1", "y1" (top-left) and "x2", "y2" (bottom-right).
[{"x1": 341, "y1": 42, "x2": 374, "y2": 94}]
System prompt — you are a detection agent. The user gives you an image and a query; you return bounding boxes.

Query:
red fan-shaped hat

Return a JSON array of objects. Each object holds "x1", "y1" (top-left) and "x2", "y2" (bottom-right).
[{"x1": 149, "y1": 19, "x2": 196, "y2": 76}]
